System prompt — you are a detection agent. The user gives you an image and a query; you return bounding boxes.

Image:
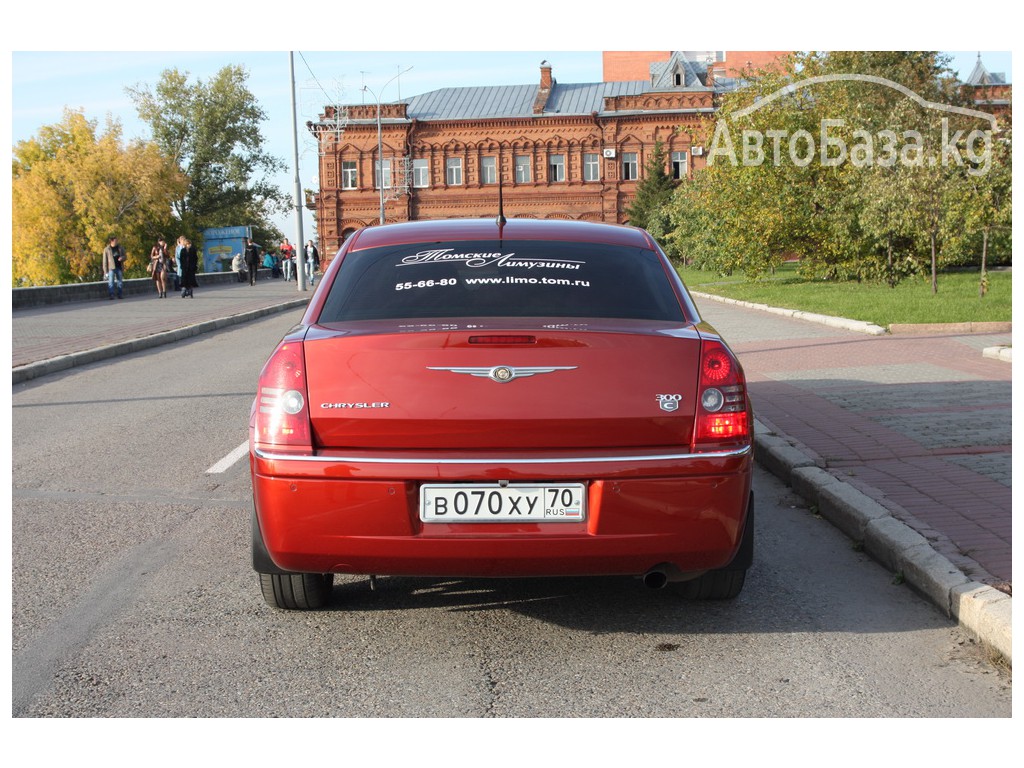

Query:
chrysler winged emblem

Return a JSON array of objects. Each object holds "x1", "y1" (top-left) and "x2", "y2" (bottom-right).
[{"x1": 427, "y1": 365, "x2": 577, "y2": 383}]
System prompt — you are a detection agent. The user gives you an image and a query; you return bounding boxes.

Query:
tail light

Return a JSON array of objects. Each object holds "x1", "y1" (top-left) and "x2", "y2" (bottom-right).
[
  {"x1": 254, "y1": 340, "x2": 313, "y2": 454},
  {"x1": 693, "y1": 339, "x2": 751, "y2": 451}
]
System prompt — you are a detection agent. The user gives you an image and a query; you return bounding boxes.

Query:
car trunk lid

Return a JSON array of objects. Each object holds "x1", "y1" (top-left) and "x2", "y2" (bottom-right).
[{"x1": 303, "y1": 322, "x2": 701, "y2": 451}]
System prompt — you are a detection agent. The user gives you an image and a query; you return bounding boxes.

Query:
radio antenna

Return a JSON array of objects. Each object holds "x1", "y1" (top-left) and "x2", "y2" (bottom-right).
[{"x1": 496, "y1": 148, "x2": 507, "y2": 228}]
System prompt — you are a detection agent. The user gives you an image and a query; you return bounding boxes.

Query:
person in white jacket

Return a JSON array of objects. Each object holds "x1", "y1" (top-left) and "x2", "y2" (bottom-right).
[{"x1": 304, "y1": 240, "x2": 320, "y2": 286}]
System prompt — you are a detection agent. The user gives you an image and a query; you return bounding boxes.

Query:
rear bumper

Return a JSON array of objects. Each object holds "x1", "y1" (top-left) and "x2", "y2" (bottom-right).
[{"x1": 251, "y1": 446, "x2": 752, "y2": 578}]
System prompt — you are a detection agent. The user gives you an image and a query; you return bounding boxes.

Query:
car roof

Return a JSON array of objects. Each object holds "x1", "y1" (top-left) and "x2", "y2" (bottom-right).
[{"x1": 346, "y1": 218, "x2": 655, "y2": 251}]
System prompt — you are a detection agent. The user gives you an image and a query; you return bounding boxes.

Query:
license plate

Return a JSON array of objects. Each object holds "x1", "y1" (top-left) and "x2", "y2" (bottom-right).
[{"x1": 420, "y1": 483, "x2": 586, "y2": 523}]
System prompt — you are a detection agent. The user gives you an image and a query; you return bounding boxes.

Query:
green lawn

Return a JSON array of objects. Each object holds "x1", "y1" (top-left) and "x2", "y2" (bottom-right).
[{"x1": 677, "y1": 264, "x2": 1012, "y2": 327}]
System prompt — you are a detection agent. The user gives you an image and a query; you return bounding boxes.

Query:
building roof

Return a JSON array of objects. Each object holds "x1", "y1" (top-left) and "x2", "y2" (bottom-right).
[
  {"x1": 399, "y1": 79, "x2": 653, "y2": 121},
  {"x1": 650, "y1": 51, "x2": 715, "y2": 89},
  {"x1": 965, "y1": 55, "x2": 1007, "y2": 85},
  {"x1": 338, "y1": 54, "x2": 738, "y2": 126}
]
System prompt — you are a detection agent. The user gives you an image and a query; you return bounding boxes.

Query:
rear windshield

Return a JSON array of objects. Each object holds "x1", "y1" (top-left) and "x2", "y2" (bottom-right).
[{"x1": 318, "y1": 239, "x2": 686, "y2": 323}]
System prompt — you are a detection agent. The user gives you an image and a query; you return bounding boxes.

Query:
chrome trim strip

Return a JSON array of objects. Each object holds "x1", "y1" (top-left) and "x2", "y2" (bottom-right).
[{"x1": 253, "y1": 445, "x2": 751, "y2": 465}]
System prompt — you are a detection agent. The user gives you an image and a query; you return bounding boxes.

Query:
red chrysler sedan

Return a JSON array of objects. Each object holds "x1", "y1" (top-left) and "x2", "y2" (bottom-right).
[{"x1": 250, "y1": 218, "x2": 753, "y2": 609}]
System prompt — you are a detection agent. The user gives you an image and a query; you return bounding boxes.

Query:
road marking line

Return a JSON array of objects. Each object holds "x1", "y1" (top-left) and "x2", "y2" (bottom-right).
[{"x1": 206, "y1": 440, "x2": 249, "y2": 474}]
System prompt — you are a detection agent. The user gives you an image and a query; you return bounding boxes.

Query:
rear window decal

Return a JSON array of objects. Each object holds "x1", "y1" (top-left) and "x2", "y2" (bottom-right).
[
  {"x1": 396, "y1": 276, "x2": 590, "y2": 292},
  {"x1": 398, "y1": 248, "x2": 584, "y2": 271},
  {"x1": 319, "y1": 239, "x2": 686, "y2": 323}
]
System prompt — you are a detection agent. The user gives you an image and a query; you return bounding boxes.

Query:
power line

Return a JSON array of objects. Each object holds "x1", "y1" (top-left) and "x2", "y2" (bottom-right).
[{"x1": 296, "y1": 51, "x2": 338, "y2": 103}]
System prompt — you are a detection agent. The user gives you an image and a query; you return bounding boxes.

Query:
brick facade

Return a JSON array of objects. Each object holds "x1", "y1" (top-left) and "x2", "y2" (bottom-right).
[
  {"x1": 719, "y1": 51, "x2": 791, "y2": 77},
  {"x1": 308, "y1": 59, "x2": 719, "y2": 263},
  {"x1": 602, "y1": 51, "x2": 672, "y2": 82},
  {"x1": 602, "y1": 51, "x2": 790, "y2": 82}
]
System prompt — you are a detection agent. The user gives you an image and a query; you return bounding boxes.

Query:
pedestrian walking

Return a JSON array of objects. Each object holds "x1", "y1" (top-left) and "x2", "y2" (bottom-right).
[
  {"x1": 305, "y1": 240, "x2": 320, "y2": 286},
  {"x1": 102, "y1": 236, "x2": 125, "y2": 299},
  {"x1": 179, "y1": 238, "x2": 199, "y2": 298},
  {"x1": 244, "y1": 238, "x2": 261, "y2": 286},
  {"x1": 280, "y1": 238, "x2": 296, "y2": 281},
  {"x1": 148, "y1": 238, "x2": 171, "y2": 298}
]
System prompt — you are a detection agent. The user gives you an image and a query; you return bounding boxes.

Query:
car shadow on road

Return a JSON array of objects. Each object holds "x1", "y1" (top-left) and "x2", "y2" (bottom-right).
[{"x1": 316, "y1": 559, "x2": 950, "y2": 638}]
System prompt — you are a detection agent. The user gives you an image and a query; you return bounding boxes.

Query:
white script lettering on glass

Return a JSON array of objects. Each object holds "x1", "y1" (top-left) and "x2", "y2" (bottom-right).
[{"x1": 398, "y1": 249, "x2": 584, "y2": 270}]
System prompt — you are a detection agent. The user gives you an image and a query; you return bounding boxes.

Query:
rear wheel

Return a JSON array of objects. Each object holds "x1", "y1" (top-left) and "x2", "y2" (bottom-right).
[
  {"x1": 672, "y1": 492, "x2": 754, "y2": 600},
  {"x1": 259, "y1": 572, "x2": 334, "y2": 610},
  {"x1": 672, "y1": 568, "x2": 746, "y2": 600}
]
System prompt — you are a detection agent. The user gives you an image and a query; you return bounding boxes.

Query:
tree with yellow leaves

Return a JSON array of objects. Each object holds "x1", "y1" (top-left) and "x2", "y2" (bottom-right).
[{"x1": 12, "y1": 109, "x2": 187, "y2": 286}]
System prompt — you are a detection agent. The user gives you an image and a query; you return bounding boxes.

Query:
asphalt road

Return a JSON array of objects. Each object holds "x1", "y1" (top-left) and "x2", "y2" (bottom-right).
[{"x1": 11, "y1": 308, "x2": 1010, "y2": 721}]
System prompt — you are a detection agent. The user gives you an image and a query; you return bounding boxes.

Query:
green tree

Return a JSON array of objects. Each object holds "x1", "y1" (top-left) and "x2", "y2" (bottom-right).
[
  {"x1": 945, "y1": 123, "x2": 1012, "y2": 295},
  {"x1": 667, "y1": 51, "x2": 986, "y2": 286},
  {"x1": 669, "y1": 63, "x2": 826, "y2": 278},
  {"x1": 12, "y1": 109, "x2": 186, "y2": 285},
  {"x1": 858, "y1": 161, "x2": 919, "y2": 287},
  {"x1": 126, "y1": 65, "x2": 289, "y2": 240},
  {"x1": 624, "y1": 140, "x2": 677, "y2": 240}
]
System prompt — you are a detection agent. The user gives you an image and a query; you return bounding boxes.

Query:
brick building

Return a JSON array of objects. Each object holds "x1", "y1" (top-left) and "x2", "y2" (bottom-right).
[
  {"x1": 961, "y1": 54, "x2": 1012, "y2": 118},
  {"x1": 308, "y1": 52, "x2": 756, "y2": 261},
  {"x1": 602, "y1": 50, "x2": 791, "y2": 81}
]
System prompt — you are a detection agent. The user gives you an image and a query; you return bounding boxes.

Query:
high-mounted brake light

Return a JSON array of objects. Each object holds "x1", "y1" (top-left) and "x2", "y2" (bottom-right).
[
  {"x1": 469, "y1": 335, "x2": 537, "y2": 345},
  {"x1": 694, "y1": 340, "x2": 750, "y2": 451},
  {"x1": 254, "y1": 341, "x2": 313, "y2": 453}
]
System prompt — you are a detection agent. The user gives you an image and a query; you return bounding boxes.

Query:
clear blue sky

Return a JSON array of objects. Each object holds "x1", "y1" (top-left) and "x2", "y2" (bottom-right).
[{"x1": 7, "y1": 47, "x2": 1014, "y2": 238}]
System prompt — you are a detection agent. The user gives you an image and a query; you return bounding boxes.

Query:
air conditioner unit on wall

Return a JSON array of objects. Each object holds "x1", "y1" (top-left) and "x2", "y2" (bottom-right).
[
  {"x1": 602, "y1": 148, "x2": 616, "y2": 158},
  {"x1": 691, "y1": 146, "x2": 704, "y2": 156}
]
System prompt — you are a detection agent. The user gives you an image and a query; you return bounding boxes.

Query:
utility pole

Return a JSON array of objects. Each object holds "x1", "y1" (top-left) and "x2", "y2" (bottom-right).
[{"x1": 290, "y1": 52, "x2": 306, "y2": 291}]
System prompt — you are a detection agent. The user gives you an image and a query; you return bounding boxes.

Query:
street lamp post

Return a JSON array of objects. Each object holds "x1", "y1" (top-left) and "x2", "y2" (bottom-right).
[
  {"x1": 289, "y1": 51, "x2": 306, "y2": 291},
  {"x1": 362, "y1": 66, "x2": 412, "y2": 226}
]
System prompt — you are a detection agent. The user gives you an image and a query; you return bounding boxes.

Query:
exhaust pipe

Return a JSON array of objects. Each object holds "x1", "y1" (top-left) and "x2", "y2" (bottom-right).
[{"x1": 642, "y1": 569, "x2": 669, "y2": 589}]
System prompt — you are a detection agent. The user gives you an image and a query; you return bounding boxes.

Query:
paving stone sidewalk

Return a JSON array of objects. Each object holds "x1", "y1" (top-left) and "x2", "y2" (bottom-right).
[
  {"x1": 12, "y1": 276, "x2": 311, "y2": 370},
  {"x1": 698, "y1": 300, "x2": 1012, "y2": 592}
]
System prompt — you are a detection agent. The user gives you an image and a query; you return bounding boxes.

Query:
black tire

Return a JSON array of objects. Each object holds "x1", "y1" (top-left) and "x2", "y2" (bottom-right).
[
  {"x1": 672, "y1": 568, "x2": 746, "y2": 600},
  {"x1": 671, "y1": 492, "x2": 753, "y2": 600},
  {"x1": 259, "y1": 572, "x2": 334, "y2": 610}
]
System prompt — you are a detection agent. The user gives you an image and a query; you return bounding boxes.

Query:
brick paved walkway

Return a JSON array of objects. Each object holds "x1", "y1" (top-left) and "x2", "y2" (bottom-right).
[{"x1": 699, "y1": 301, "x2": 1012, "y2": 590}]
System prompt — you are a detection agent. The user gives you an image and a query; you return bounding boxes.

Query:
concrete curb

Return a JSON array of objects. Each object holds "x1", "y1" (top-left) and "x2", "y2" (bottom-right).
[
  {"x1": 12, "y1": 298, "x2": 309, "y2": 385},
  {"x1": 753, "y1": 421, "x2": 1011, "y2": 666},
  {"x1": 691, "y1": 291, "x2": 888, "y2": 336},
  {"x1": 890, "y1": 321, "x2": 1012, "y2": 335}
]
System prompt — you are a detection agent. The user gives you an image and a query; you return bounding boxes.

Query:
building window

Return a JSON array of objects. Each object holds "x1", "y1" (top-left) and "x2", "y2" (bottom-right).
[
  {"x1": 342, "y1": 161, "x2": 357, "y2": 189},
  {"x1": 548, "y1": 154, "x2": 565, "y2": 182},
  {"x1": 412, "y1": 158, "x2": 429, "y2": 188},
  {"x1": 622, "y1": 152, "x2": 638, "y2": 181},
  {"x1": 583, "y1": 153, "x2": 600, "y2": 182},
  {"x1": 446, "y1": 157, "x2": 463, "y2": 186},
  {"x1": 671, "y1": 151, "x2": 688, "y2": 180},
  {"x1": 515, "y1": 154, "x2": 532, "y2": 183},
  {"x1": 375, "y1": 159, "x2": 391, "y2": 189},
  {"x1": 481, "y1": 156, "x2": 497, "y2": 184}
]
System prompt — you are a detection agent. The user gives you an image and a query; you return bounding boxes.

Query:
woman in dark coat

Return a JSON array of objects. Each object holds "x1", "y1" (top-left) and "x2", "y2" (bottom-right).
[{"x1": 180, "y1": 237, "x2": 199, "y2": 298}]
